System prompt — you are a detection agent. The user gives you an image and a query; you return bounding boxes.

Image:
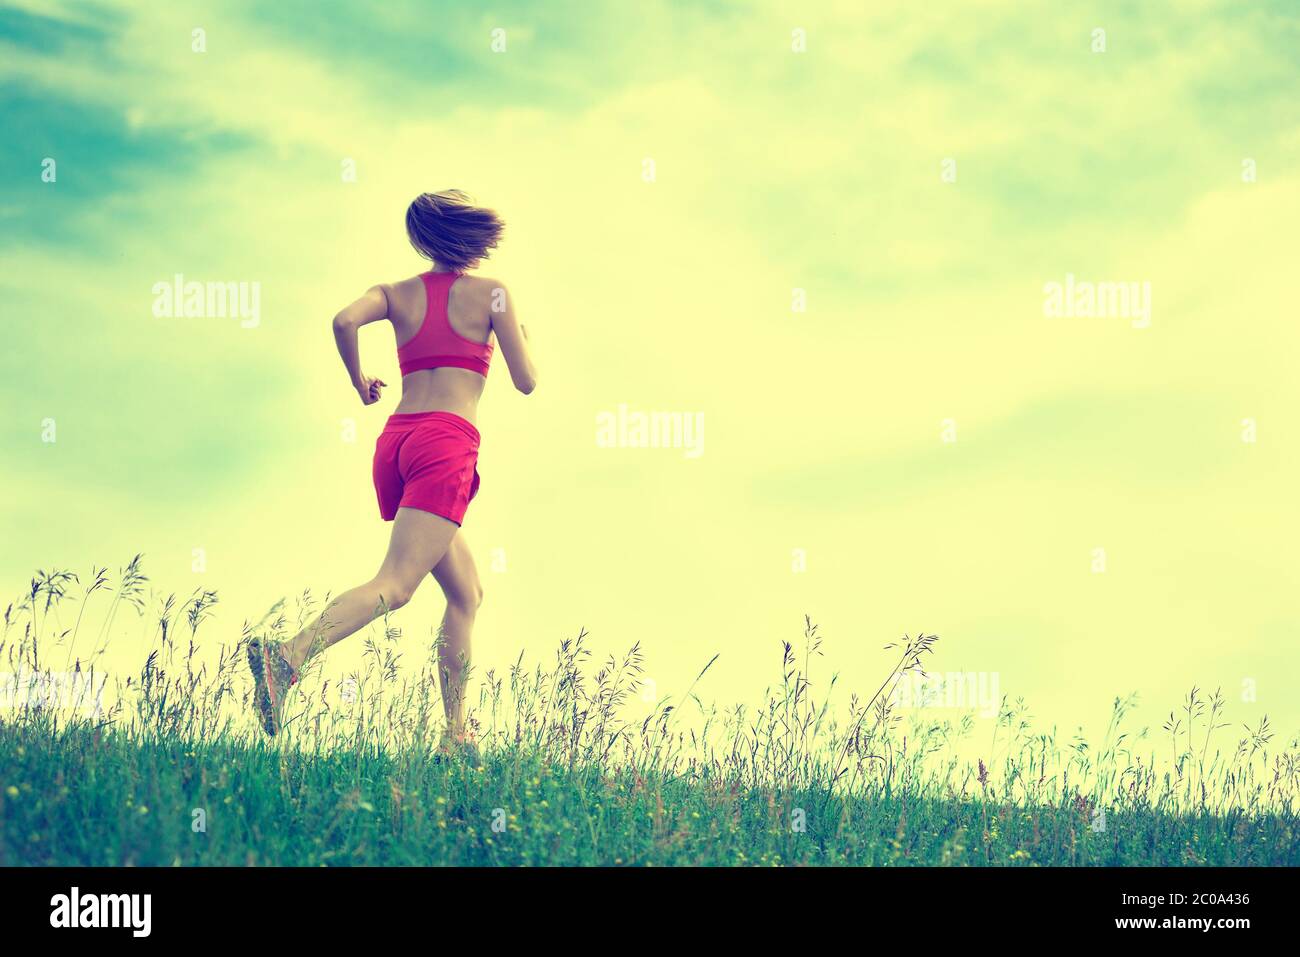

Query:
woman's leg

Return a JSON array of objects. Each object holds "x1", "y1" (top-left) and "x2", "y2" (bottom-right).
[
  {"x1": 280, "y1": 507, "x2": 460, "y2": 671},
  {"x1": 430, "y1": 531, "x2": 484, "y2": 738}
]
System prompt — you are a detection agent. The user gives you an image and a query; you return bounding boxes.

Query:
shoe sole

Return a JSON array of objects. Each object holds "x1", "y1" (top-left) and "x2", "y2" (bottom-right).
[{"x1": 247, "y1": 639, "x2": 283, "y2": 736}]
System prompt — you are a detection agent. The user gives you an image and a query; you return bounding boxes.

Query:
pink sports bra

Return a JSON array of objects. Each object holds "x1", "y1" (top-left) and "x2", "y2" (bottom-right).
[{"x1": 397, "y1": 271, "x2": 494, "y2": 378}]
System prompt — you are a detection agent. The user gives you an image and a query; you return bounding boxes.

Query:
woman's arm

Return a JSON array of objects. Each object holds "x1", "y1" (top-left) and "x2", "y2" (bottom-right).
[
  {"x1": 332, "y1": 285, "x2": 390, "y2": 405},
  {"x1": 486, "y1": 281, "x2": 537, "y2": 394}
]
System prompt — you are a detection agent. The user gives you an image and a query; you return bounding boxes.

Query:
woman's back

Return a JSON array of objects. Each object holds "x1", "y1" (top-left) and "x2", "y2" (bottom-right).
[{"x1": 385, "y1": 271, "x2": 500, "y2": 421}]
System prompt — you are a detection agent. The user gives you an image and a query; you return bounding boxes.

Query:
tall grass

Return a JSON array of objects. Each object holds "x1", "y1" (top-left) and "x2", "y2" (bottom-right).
[{"x1": 1, "y1": 557, "x2": 1296, "y2": 866}]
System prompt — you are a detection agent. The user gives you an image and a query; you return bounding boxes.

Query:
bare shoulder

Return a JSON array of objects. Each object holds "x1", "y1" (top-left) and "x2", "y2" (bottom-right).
[
  {"x1": 459, "y1": 274, "x2": 510, "y2": 317},
  {"x1": 379, "y1": 274, "x2": 428, "y2": 319},
  {"x1": 458, "y1": 274, "x2": 508, "y2": 297},
  {"x1": 386, "y1": 274, "x2": 427, "y2": 299}
]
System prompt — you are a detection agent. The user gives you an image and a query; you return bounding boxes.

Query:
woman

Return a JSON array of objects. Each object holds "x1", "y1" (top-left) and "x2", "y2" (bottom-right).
[{"x1": 247, "y1": 190, "x2": 537, "y2": 754}]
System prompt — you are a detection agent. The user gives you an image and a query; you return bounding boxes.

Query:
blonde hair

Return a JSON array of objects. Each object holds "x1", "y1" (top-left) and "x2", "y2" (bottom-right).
[{"x1": 405, "y1": 189, "x2": 504, "y2": 271}]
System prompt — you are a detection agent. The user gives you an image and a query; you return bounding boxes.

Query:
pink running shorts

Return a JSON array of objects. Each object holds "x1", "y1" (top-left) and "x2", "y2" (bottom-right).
[{"x1": 372, "y1": 411, "x2": 481, "y2": 526}]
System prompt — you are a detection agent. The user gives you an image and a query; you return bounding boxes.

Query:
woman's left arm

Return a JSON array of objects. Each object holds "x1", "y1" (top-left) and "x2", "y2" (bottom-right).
[{"x1": 333, "y1": 285, "x2": 390, "y2": 404}]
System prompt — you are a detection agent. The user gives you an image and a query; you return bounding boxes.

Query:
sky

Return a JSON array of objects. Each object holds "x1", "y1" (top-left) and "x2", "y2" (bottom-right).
[{"x1": 1, "y1": 0, "x2": 1297, "y2": 752}]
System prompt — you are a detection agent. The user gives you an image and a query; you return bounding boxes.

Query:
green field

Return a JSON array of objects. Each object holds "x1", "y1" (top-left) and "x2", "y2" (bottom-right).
[{"x1": 2, "y1": 560, "x2": 1297, "y2": 866}]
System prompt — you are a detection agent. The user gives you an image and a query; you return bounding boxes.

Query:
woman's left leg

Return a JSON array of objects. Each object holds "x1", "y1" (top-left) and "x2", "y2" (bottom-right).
[
  {"x1": 281, "y1": 507, "x2": 460, "y2": 670},
  {"x1": 251, "y1": 507, "x2": 459, "y2": 736},
  {"x1": 430, "y1": 530, "x2": 484, "y2": 738}
]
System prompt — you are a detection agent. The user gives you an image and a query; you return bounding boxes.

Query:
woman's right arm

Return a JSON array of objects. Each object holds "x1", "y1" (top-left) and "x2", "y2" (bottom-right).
[{"x1": 486, "y1": 281, "x2": 537, "y2": 395}]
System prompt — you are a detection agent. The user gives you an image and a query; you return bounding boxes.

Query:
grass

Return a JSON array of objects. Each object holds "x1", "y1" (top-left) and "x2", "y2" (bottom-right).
[{"x1": 1, "y1": 556, "x2": 1297, "y2": 866}]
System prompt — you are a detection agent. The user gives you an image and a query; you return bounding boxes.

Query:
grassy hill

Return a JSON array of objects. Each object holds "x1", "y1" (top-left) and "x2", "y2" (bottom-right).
[
  {"x1": 3, "y1": 719, "x2": 1295, "y2": 866},
  {"x1": 2, "y1": 559, "x2": 1297, "y2": 866}
]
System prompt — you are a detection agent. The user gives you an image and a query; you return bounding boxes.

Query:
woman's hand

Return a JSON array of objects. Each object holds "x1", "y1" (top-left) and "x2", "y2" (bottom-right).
[{"x1": 354, "y1": 374, "x2": 387, "y2": 405}]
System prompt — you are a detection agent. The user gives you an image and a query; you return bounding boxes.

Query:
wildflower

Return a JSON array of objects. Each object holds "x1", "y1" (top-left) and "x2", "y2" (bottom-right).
[{"x1": 5, "y1": 786, "x2": 18, "y2": 798}]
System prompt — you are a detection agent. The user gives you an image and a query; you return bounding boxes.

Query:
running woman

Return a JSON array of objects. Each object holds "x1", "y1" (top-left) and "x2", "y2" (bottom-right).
[{"x1": 248, "y1": 190, "x2": 537, "y2": 754}]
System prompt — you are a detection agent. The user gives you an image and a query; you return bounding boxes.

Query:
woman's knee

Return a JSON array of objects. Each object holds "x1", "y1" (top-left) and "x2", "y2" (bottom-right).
[
  {"x1": 375, "y1": 576, "x2": 418, "y2": 611},
  {"x1": 447, "y1": 580, "x2": 484, "y2": 614}
]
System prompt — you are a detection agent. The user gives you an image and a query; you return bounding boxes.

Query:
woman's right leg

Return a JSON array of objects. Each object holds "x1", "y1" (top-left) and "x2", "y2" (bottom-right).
[
  {"x1": 280, "y1": 507, "x2": 460, "y2": 671},
  {"x1": 430, "y1": 531, "x2": 484, "y2": 738}
]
